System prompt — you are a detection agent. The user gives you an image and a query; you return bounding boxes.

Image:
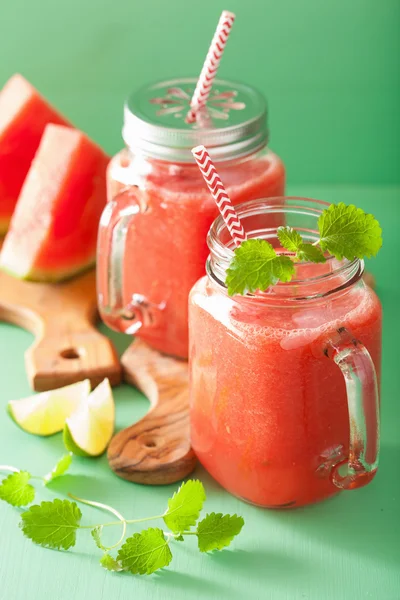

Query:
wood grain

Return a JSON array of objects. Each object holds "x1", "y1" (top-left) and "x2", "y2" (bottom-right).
[
  {"x1": 108, "y1": 339, "x2": 196, "y2": 485},
  {"x1": 0, "y1": 266, "x2": 121, "y2": 391}
]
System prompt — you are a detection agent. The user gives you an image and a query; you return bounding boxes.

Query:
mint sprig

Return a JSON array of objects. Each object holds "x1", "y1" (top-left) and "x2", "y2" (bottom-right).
[
  {"x1": 318, "y1": 203, "x2": 382, "y2": 260},
  {"x1": 163, "y1": 479, "x2": 206, "y2": 533},
  {"x1": 277, "y1": 226, "x2": 326, "y2": 264},
  {"x1": 1, "y1": 458, "x2": 244, "y2": 576},
  {"x1": 227, "y1": 203, "x2": 382, "y2": 296},
  {"x1": 117, "y1": 528, "x2": 173, "y2": 575},
  {"x1": 20, "y1": 499, "x2": 82, "y2": 550},
  {"x1": 276, "y1": 226, "x2": 303, "y2": 252},
  {"x1": 226, "y1": 239, "x2": 295, "y2": 296},
  {"x1": 0, "y1": 453, "x2": 73, "y2": 507},
  {"x1": 100, "y1": 553, "x2": 123, "y2": 572},
  {"x1": 43, "y1": 453, "x2": 73, "y2": 484},
  {"x1": 0, "y1": 471, "x2": 35, "y2": 507},
  {"x1": 197, "y1": 513, "x2": 245, "y2": 552}
]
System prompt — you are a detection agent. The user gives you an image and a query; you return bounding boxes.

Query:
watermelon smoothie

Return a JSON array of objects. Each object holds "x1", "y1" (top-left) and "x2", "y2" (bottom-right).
[
  {"x1": 101, "y1": 150, "x2": 284, "y2": 358},
  {"x1": 97, "y1": 78, "x2": 285, "y2": 359},
  {"x1": 189, "y1": 198, "x2": 382, "y2": 508}
]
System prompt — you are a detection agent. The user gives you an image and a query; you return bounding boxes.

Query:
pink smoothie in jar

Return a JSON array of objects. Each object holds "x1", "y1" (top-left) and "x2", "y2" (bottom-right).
[
  {"x1": 97, "y1": 79, "x2": 285, "y2": 358},
  {"x1": 189, "y1": 198, "x2": 381, "y2": 508}
]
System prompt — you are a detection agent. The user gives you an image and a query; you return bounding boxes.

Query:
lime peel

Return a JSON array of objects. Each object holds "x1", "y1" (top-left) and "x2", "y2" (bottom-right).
[
  {"x1": 8, "y1": 380, "x2": 91, "y2": 436},
  {"x1": 63, "y1": 379, "x2": 115, "y2": 457}
]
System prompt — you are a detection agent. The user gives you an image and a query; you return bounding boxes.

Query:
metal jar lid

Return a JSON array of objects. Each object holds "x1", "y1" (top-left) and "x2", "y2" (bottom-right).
[{"x1": 123, "y1": 78, "x2": 268, "y2": 162}]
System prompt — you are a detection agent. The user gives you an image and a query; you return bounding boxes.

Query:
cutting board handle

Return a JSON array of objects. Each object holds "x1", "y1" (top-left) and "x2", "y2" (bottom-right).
[
  {"x1": 108, "y1": 340, "x2": 196, "y2": 485},
  {"x1": 0, "y1": 267, "x2": 121, "y2": 391},
  {"x1": 25, "y1": 325, "x2": 121, "y2": 391}
]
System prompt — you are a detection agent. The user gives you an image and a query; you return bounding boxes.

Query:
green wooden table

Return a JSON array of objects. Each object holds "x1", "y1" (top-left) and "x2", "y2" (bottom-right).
[{"x1": 0, "y1": 184, "x2": 398, "y2": 600}]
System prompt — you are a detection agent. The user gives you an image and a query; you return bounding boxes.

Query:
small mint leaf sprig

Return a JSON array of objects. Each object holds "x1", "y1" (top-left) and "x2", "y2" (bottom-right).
[
  {"x1": 226, "y1": 203, "x2": 382, "y2": 296},
  {"x1": 18, "y1": 480, "x2": 244, "y2": 574},
  {"x1": 0, "y1": 453, "x2": 72, "y2": 507},
  {"x1": 0, "y1": 460, "x2": 244, "y2": 575}
]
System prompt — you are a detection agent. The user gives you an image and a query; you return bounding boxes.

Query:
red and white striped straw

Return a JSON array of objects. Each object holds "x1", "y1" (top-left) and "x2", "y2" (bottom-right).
[
  {"x1": 192, "y1": 145, "x2": 246, "y2": 247},
  {"x1": 186, "y1": 10, "x2": 236, "y2": 123}
]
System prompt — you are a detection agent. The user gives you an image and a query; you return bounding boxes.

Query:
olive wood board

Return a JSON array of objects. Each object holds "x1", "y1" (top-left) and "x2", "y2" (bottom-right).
[
  {"x1": 0, "y1": 262, "x2": 121, "y2": 392},
  {"x1": 108, "y1": 339, "x2": 196, "y2": 485}
]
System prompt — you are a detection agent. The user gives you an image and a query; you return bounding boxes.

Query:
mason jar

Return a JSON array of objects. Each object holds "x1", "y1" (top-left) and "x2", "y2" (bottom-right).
[
  {"x1": 189, "y1": 197, "x2": 382, "y2": 508},
  {"x1": 97, "y1": 79, "x2": 285, "y2": 358}
]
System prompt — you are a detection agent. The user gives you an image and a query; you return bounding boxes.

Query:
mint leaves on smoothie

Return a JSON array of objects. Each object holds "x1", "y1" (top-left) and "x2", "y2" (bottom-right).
[
  {"x1": 277, "y1": 227, "x2": 327, "y2": 263},
  {"x1": 226, "y1": 203, "x2": 382, "y2": 296},
  {"x1": 0, "y1": 458, "x2": 244, "y2": 575},
  {"x1": 226, "y1": 239, "x2": 295, "y2": 296},
  {"x1": 317, "y1": 203, "x2": 382, "y2": 260}
]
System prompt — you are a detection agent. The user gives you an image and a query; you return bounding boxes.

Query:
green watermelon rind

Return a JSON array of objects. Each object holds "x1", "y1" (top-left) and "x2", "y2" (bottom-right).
[{"x1": 0, "y1": 256, "x2": 95, "y2": 283}]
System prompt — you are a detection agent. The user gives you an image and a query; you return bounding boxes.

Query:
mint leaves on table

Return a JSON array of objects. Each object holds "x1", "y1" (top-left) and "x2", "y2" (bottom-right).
[
  {"x1": 0, "y1": 471, "x2": 35, "y2": 507},
  {"x1": 100, "y1": 553, "x2": 123, "y2": 572},
  {"x1": 117, "y1": 528, "x2": 173, "y2": 575},
  {"x1": 20, "y1": 499, "x2": 82, "y2": 550},
  {"x1": 0, "y1": 453, "x2": 73, "y2": 507},
  {"x1": 226, "y1": 203, "x2": 382, "y2": 296},
  {"x1": 43, "y1": 453, "x2": 73, "y2": 484},
  {"x1": 91, "y1": 525, "x2": 106, "y2": 550},
  {"x1": 163, "y1": 479, "x2": 206, "y2": 533},
  {"x1": 0, "y1": 458, "x2": 244, "y2": 576},
  {"x1": 197, "y1": 513, "x2": 245, "y2": 552}
]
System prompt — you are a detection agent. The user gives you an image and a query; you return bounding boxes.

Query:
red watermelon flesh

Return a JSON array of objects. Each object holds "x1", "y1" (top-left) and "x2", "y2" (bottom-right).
[
  {"x1": 0, "y1": 74, "x2": 69, "y2": 234},
  {"x1": 0, "y1": 124, "x2": 109, "y2": 281}
]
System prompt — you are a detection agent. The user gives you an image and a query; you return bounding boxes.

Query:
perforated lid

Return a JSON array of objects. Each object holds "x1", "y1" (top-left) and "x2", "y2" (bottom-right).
[{"x1": 123, "y1": 78, "x2": 268, "y2": 162}]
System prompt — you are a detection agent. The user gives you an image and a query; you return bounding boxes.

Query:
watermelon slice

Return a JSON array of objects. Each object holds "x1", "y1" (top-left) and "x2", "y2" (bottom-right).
[
  {"x1": 0, "y1": 74, "x2": 69, "y2": 234},
  {"x1": 0, "y1": 124, "x2": 109, "y2": 281}
]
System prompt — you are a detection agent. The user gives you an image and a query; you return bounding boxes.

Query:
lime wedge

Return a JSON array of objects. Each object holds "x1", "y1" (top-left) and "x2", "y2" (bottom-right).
[
  {"x1": 8, "y1": 380, "x2": 91, "y2": 436},
  {"x1": 63, "y1": 379, "x2": 115, "y2": 457}
]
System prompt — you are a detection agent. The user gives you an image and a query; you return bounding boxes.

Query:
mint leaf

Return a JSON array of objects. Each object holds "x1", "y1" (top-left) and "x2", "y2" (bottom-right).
[
  {"x1": 43, "y1": 453, "x2": 72, "y2": 484},
  {"x1": 318, "y1": 203, "x2": 382, "y2": 260},
  {"x1": 117, "y1": 528, "x2": 172, "y2": 575},
  {"x1": 20, "y1": 499, "x2": 81, "y2": 550},
  {"x1": 0, "y1": 471, "x2": 35, "y2": 507},
  {"x1": 197, "y1": 513, "x2": 244, "y2": 552},
  {"x1": 100, "y1": 553, "x2": 122, "y2": 571},
  {"x1": 277, "y1": 226, "x2": 326, "y2": 264},
  {"x1": 297, "y1": 243, "x2": 326, "y2": 263},
  {"x1": 163, "y1": 480, "x2": 206, "y2": 534},
  {"x1": 277, "y1": 226, "x2": 303, "y2": 252},
  {"x1": 226, "y1": 239, "x2": 295, "y2": 296},
  {"x1": 91, "y1": 525, "x2": 106, "y2": 550}
]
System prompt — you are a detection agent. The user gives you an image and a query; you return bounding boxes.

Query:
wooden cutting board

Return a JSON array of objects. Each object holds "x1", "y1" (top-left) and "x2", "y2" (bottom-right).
[
  {"x1": 108, "y1": 339, "x2": 196, "y2": 485},
  {"x1": 0, "y1": 264, "x2": 121, "y2": 391}
]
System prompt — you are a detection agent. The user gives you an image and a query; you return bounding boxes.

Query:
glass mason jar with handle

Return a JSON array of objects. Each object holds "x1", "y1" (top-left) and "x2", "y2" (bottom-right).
[
  {"x1": 97, "y1": 79, "x2": 285, "y2": 359},
  {"x1": 189, "y1": 197, "x2": 381, "y2": 508}
]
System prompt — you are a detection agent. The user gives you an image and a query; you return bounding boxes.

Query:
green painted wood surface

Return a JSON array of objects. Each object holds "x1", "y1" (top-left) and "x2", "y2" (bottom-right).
[
  {"x1": 1, "y1": 2, "x2": 400, "y2": 596},
  {"x1": 0, "y1": 0, "x2": 399, "y2": 186},
  {"x1": 0, "y1": 185, "x2": 399, "y2": 600}
]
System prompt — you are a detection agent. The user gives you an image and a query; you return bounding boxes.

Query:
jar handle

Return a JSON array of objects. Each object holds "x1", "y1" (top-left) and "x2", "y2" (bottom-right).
[
  {"x1": 324, "y1": 327, "x2": 380, "y2": 490},
  {"x1": 97, "y1": 188, "x2": 163, "y2": 335}
]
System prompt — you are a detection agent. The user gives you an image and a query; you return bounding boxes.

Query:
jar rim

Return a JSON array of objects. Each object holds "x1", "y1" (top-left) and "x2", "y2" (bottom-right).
[{"x1": 207, "y1": 197, "x2": 364, "y2": 301}]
